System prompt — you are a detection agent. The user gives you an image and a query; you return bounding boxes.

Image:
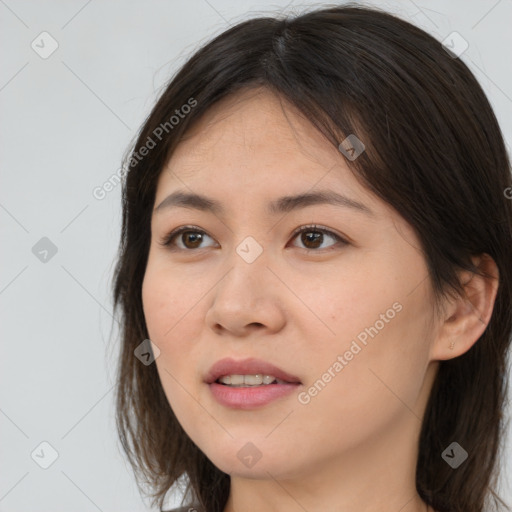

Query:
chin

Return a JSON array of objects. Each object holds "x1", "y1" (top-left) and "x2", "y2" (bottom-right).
[
  {"x1": 210, "y1": 455, "x2": 280, "y2": 479},
  {"x1": 202, "y1": 442, "x2": 301, "y2": 480}
]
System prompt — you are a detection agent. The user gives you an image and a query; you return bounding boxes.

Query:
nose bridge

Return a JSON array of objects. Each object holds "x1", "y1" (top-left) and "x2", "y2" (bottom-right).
[
  {"x1": 223, "y1": 233, "x2": 272, "y2": 298},
  {"x1": 235, "y1": 233, "x2": 266, "y2": 267},
  {"x1": 205, "y1": 234, "x2": 285, "y2": 334}
]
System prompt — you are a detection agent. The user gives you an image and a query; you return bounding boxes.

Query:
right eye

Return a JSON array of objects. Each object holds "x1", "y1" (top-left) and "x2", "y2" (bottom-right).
[{"x1": 159, "y1": 226, "x2": 217, "y2": 251}]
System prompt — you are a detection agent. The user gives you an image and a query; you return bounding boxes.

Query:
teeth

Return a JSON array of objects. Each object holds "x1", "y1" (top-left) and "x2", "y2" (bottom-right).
[{"x1": 217, "y1": 374, "x2": 288, "y2": 386}]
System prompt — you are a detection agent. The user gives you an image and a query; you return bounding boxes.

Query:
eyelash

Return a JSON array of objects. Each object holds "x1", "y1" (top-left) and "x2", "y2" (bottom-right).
[{"x1": 159, "y1": 224, "x2": 349, "y2": 252}]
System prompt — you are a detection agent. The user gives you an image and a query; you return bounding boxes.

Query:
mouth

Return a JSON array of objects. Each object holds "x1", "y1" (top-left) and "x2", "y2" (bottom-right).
[
  {"x1": 205, "y1": 357, "x2": 302, "y2": 409},
  {"x1": 204, "y1": 357, "x2": 302, "y2": 386},
  {"x1": 214, "y1": 375, "x2": 292, "y2": 386}
]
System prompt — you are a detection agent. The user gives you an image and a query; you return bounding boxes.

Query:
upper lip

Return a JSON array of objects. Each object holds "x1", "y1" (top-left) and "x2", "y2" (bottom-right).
[{"x1": 205, "y1": 357, "x2": 301, "y2": 384}]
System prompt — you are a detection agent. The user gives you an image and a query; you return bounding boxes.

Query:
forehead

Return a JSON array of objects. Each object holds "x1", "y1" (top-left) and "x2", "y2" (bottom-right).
[
  {"x1": 155, "y1": 87, "x2": 404, "y2": 229},
  {"x1": 159, "y1": 88, "x2": 361, "y2": 193},
  {"x1": 171, "y1": 87, "x2": 342, "y2": 170}
]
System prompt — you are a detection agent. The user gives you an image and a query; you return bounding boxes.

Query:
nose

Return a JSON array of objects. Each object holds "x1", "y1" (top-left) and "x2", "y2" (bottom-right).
[{"x1": 204, "y1": 248, "x2": 287, "y2": 337}]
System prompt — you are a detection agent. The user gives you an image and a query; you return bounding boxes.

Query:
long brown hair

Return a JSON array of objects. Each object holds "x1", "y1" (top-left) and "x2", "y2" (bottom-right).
[{"x1": 111, "y1": 4, "x2": 512, "y2": 511}]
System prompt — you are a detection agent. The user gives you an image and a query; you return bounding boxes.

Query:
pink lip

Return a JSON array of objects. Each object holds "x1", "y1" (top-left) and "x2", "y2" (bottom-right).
[
  {"x1": 208, "y1": 381, "x2": 300, "y2": 409},
  {"x1": 205, "y1": 357, "x2": 302, "y2": 410},
  {"x1": 204, "y1": 357, "x2": 301, "y2": 385}
]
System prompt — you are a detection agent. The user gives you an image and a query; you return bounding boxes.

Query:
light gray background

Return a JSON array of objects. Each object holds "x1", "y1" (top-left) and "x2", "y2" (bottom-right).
[{"x1": 1, "y1": 1, "x2": 511, "y2": 511}]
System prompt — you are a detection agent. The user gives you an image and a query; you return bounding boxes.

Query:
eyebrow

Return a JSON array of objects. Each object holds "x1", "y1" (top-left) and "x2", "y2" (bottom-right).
[{"x1": 154, "y1": 189, "x2": 375, "y2": 217}]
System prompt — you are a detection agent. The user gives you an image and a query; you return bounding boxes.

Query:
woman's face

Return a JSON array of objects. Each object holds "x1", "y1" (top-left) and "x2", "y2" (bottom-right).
[{"x1": 142, "y1": 87, "x2": 440, "y2": 481}]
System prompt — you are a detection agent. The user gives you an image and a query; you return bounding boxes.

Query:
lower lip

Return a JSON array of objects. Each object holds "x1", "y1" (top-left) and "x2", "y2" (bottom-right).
[{"x1": 208, "y1": 382, "x2": 301, "y2": 409}]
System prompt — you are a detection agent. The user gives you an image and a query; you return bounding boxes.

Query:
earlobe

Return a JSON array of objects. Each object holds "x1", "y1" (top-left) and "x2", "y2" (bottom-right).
[{"x1": 431, "y1": 253, "x2": 499, "y2": 361}]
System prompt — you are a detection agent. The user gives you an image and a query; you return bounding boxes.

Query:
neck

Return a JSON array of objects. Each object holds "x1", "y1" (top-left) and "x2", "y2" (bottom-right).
[{"x1": 222, "y1": 413, "x2": 430, "y2": 512}]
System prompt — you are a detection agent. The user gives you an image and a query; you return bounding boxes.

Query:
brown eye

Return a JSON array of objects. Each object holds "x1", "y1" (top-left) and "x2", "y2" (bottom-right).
[
  {"x1": 160, "y1": 226, "x2": 216, "y2": 250},
  {"x1": 299, "y1": 230, "x2": 324, "y2": 249},
  {"x1": 290, "y1": 225, "x2": 348, "y2": 251},
  {"x1": 179, "y1": 231, "x2": 204, "y2": 249}
]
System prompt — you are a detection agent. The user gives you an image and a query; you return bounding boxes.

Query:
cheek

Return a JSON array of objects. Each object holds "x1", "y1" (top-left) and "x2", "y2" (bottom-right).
[
  {"x1": 142, "y1": 262, "x2": 202, "y2": 341},
  {"x1": 141, "y1": 264, "x2": 208, "y2": 389},
  {"x1": 300, "y1": 264, "x2": 434, "y2": 408},
  {"x1": 142, "y1": 268, "x2": 202, "y2": 414},
  {"x1": 295, "y1": 302, "x2": 432, "y2": 454}
]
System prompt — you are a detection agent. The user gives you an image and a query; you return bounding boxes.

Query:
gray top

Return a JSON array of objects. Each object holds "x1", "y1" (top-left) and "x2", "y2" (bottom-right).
[{"x1": 165, "y1": 505, "x2": 205, "y2": 512}]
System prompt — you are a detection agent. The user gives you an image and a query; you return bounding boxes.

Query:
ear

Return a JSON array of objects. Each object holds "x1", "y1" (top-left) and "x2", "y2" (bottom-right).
[{"x1": 431, "y1": 253, "x2": 499, "y2": 361}]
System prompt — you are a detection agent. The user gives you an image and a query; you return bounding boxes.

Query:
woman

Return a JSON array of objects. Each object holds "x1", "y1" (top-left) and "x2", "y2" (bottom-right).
[{"x1": 112, "y1": 4, "x2": 512, "y2": 512}]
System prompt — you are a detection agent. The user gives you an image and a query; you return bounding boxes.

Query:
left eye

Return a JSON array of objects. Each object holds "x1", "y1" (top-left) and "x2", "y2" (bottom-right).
[
  {"x1": 290, "y1": 225, "x2": 347, "y2": 251},
  {"x1": 159, "y1": 224, "x2": 348, "y2": 251}
]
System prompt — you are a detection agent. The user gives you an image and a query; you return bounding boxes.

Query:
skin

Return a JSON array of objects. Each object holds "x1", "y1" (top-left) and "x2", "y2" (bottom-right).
[{"x1": 141, "y1": 87, "x2": 499, "y2": 512}]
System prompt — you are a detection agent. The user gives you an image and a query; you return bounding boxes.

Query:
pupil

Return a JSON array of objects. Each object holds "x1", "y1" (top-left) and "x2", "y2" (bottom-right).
[
  {"x1": 303, "y1": 231, "x2": 322, "y2": 249},
  {"x1": 184, "y1": 232, "x2": 202, "y2": 248}
]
